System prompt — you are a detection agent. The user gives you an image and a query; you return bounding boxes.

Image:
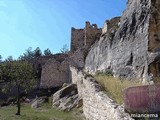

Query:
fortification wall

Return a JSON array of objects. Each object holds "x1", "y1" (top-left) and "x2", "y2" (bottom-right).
[
  {"x1": 71, "y1": 28, "x2": 84, "y2": 52},
  {"x1": 102, "y1": 17, "x2": 120, "y2": 35},
  {"x1": 70, "y1": 66, "x2": 133, "y2": 120},
  {"x1": 40, "y1": 58, "x2": 70, "y2": 88},
  {"x1": 70, "y1": 22, "x2": 102, "y2": 53},
  {"x1": 84, "y1": 21, "x2": 102, "y2": 49},
  {"x1": 40, "y1": 54, "x2": 71, "y2": 88}
]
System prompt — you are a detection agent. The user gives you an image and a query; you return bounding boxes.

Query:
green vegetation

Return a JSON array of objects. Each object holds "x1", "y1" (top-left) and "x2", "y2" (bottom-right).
[
  {"x1": 19, "y1": 47, "x2": 53, "y2": 61},
  {"x1": 44, "y1": 48, "x2": 52, "y2": 56},
  {"x1": 0, "y1": 103, "x2": 84, "y2": 120},
  {"x1": 0, "y1": 61, "x2": 35, "y2": 115},
  {"x1": 0, "y1": 55, "x2": 2, "y2": 62},
  {"x1": 94, "y1": 72, "x2": 142, "y2": 104}
]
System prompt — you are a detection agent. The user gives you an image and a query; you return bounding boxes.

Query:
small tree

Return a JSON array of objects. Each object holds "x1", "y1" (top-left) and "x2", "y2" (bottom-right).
[
  {"x1": 0, "y1": 61, "x2": 35, "y2": 115},
  {"x1": 33, "y1": 47, "x2": 42, "y2": 58},
  {"x1": 5, "y1": 56, "x2": 13, "y2": 62},
  {"x1": 0, "y1": 55, "x2": 2, "y2": 62},
  {"x1": 60, "y1": 44, "x2": 69, "y2": 54},
  {"x1": 19, "y1": 47, "x2": 34, "y2": 61},
  {"x1": 44, "y1": 48, "x2": 52, "y2": 56}
]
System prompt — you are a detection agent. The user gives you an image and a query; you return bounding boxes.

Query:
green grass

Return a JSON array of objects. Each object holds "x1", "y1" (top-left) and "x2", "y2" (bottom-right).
[
  {"x1": 0, "y1": 103, "x2": 84, "y2": 120},
  {"x1": 94, "y1": 73, "x2": 142, "y2": 104}
]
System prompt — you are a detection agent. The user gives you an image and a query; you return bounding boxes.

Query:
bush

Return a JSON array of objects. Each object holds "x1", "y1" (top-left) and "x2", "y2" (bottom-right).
[{"x1": 95, "y1": 70, "x2": 113, "y2": 76}]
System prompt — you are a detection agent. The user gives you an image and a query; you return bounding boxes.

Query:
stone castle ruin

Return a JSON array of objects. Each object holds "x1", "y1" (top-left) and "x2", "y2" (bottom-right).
[
  {"x1": 71, "y1": 21, "x2": 101, "y2": 52},
  {"x1": 1, "y1": 0, "x2": 160, "y2": 119},
  {"x1": 37, "y1": 21, "x2": 102, "y2": 88},
  {"x1": 33, "y1": 0, "x2": 160, "y2": 88}
]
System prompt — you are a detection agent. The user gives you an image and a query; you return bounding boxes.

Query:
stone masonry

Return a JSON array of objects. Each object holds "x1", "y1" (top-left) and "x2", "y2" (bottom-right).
[
  {"x1": 70, "y1": 21, "x2": 102, "y2": 52},
  {"x1": 40, "y1": 54, "x2": 71, "y2": 88},
  {"x1": 32, "y1": 21, "x2": 102, "y2": 88},
  {"x1": 70, "y1": 66, "x2": 133, "y2": 120}
]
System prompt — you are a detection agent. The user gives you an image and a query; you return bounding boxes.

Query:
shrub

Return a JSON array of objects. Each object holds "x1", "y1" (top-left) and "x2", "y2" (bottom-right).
[{"x1": 95, "y1": 70, "x2": 113, "y2": 76}]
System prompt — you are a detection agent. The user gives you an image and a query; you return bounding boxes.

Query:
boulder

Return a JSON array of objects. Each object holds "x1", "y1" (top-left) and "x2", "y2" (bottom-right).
[
  {"x1": 31, "y1": 96, "x2": 46, "y2": 109},
  {"x1": 52, "y1": 84, "x2": 82, "y2": 111}
]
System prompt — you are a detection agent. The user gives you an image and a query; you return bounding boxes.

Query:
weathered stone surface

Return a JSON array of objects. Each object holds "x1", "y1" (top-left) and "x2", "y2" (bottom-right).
[
  {"x1": 31, "y1": 97, "x2": 47, "y2": 109},
  {"x1": 52, "y1": 84, "x2": 82, "y2": 111},
  {"x1": 71, "y1": 22, "x2": 101, "y2": 52},
  {"x1": 70, "y1": 66, "x2": 133, "y2": 120},
  {"x1": 69, "y1": 49, "x2": 85, "y2": 69},
  {"x1": 85, "y1": 0, "x2": 160, "y2": 82},
  {"x1": 40, "y1": 56, "x2": 71, "y2": 88}
]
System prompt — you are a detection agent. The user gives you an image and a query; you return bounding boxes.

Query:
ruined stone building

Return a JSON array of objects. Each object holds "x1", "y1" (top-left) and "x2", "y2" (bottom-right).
[
  {"x1": 33, "y1": 0, "x2": 160, "y2": 88},
  {"x1": 31, "y1": 22, "x2": 102, "y2": 88},
  {"x1": 71, "y1": 21, "x2": 102, "y2": 52},
  {"x1": 40, "y1": 54, "x2": 70, "y2": 88}
]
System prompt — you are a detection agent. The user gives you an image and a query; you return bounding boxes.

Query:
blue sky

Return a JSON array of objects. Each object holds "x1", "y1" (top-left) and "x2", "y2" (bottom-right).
[{"x1": 0, "y1": 0, "x2": 127, "y2": 59}]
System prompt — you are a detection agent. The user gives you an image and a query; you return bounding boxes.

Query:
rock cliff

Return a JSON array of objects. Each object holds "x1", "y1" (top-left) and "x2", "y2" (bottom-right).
[{"x1": 85, "y1": 0, "x2": 160, "y2": 82}]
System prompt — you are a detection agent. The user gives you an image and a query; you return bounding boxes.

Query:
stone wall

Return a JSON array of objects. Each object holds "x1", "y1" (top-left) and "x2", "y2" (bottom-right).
[
  {"x1": 70, "y1": 22, "x2": 102, "y2": 53},
  {"x1": 71, "y1": 28, "x2": 84, "y2": 52},
  {"x1": 102, "y1": 17, "x2": 120, "y2": 35},
  {"x1": 70, "y1": 66, "x2": 133, "y2": 120},
  {"x1": 40, "y1": 54, "x2": 71, "y2": 88},
  {"x1": 29, "y1": 56, "x2": 55, "y2": 87},
  {"x1": 84, "y1": 21, "x2": 102, "y2": 49},
  {"x1": 68, "y1": 49, "x2": 85, "y2": 68}
]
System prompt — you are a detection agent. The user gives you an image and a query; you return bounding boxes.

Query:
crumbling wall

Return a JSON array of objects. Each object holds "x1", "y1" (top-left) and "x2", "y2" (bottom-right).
[
  {"x1": 84, "y1": 21, "x2": 102, "y2": 49},
  {"x1": 29, "y1": 56, "x2": 55, "y2": 87},
  {"x1": 70, "y1": 22, "x2": 102, "y2": 53},
  {"x1": 68, "y1": 49, "x2": 85, "y2": 68},
  {"x1": 40, "y1": 54, "x2": 71, "y2": 88},
  {"x1": 71, "y1": 28, "x2": 84, "y2": 52},
  {"x1": 70, "y1": 66, "x2": 133, "y2": 120},
  {"x1": 102, "y1": 17, "x2": 120, "y2": 35}
]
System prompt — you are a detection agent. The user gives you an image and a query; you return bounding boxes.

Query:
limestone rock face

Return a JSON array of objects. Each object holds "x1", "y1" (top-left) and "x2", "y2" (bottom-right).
[{"x1": 85, "y1": 0, "x2": 160, "y2": 81}]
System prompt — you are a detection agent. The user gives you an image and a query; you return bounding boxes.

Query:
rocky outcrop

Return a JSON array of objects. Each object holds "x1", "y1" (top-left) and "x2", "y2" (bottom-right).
[
  {"x1": 52, "y1": 84, "x2": 82, "y2": 111},
  {"x1": 70, "y1": 66, "x2": 133, "y2": 120},
  {"x1": 85, "y1": 0, "x2": 160, "y2": 82}
]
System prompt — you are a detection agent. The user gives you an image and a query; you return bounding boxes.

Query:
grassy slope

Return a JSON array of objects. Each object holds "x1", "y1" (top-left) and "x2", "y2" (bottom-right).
[
  {"x1": 94, "y1": 74, "x2": 142, "y2": 104},
  {"x1": 0, "y1": 103, "x2": 84, "y2": 120}
]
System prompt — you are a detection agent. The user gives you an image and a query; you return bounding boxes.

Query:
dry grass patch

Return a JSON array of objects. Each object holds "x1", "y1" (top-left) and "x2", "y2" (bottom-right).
[{"x1": 94, "y1": 73, "x2": 142, "y2": 104}]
